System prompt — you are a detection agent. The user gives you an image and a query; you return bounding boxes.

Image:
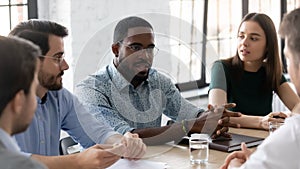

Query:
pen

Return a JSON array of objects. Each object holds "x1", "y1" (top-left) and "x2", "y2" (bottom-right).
[{"x1": 272, "y1": 115, "x2": 285, "y2": 119}]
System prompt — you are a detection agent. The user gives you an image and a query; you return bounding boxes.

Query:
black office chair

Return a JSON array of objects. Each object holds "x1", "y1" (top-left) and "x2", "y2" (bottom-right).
[{"x1": 59, "y1": 136, "x2": 78, "y2": 155}]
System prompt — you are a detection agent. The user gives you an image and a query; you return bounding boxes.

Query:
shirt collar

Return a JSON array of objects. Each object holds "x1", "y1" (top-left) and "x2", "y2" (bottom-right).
[
  {"x1": 108, "y1": 63, "x2": 132, "y2": 91},
  {"x1": 36, "y1": 93, "x2": 48, "y2": 104},
  {"x1": 0, "y1": 128, "x2": 21, "y2": 152}
]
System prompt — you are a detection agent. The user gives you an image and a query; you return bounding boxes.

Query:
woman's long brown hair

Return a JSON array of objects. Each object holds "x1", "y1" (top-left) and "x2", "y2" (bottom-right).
[{"x1": 222, "y1": 13, "x2": 283, "y2": 93}]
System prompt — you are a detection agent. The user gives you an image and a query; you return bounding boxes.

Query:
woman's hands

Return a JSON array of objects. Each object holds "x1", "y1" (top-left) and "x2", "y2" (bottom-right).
[{"x1": 260, "y1": 112, "x2": 287, "y2": 130}]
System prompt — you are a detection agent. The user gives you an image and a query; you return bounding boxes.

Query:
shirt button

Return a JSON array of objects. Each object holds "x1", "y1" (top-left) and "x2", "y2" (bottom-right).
[{"x1": 40, "y1": 140, "x2": 45, "y2": 144}]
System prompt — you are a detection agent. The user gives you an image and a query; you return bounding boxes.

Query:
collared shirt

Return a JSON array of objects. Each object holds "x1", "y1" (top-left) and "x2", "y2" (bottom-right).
[
  {"x1": 237, "y1": 114, "x2": 300, "y2": 169},
  {"x1": 75, "y1": 63, "x2": 202, "y2": 134},
  {"x1": 0, "y1": 129, "x2": 48, "y2": 169},
  {"x1": 0, "y1": 128, "x2": 20, "y2": 152},
  {"x1": 14, "y1": 88, "x2": 118, "y2": 156}
]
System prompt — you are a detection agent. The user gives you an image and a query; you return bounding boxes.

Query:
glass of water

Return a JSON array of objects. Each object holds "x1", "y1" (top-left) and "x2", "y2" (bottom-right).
[
  {"x1": 269, "y1": 121, "x2": 284, "y2": 134},
  {"x1": 189, "y1": 133, "x2": 209, "y2": 164}
]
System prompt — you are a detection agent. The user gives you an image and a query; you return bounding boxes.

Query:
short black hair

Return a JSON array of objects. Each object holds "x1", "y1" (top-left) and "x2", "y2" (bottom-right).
[
  {"x1": 0, "y1": 36, "x2": 41, "y2": 115},
  {"x1": 16, "y1": 30, "x2": 49, "y2": 55},
  {"x1": 9, "y1": 19, "x2": 68, "y2": 37},
  {"x1": 113, "y1": 16, "x2": 153, "y2": 43},
  {"x1": 9, "y1": 20, "x2": 68, "y2": 55}
]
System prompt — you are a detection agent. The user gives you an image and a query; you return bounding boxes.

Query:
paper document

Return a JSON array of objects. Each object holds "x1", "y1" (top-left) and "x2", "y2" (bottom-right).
[{"x1": 107, "y1": 159, "x2": 167, "y2": 169}]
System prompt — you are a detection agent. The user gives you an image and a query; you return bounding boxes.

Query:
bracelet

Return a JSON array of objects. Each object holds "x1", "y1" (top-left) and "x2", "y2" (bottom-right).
[{"x1": 181, "y1": 120, "x2": 188, "y2": 135}]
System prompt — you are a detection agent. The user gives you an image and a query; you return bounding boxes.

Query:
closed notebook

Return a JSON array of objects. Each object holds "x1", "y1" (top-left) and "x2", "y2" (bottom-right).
[
  {"x1": 179, "y1": 133, "x2": 264, "y2": 153},
  {"x1": 209, "y1": 133, "x2": 264, "y2": 152}
]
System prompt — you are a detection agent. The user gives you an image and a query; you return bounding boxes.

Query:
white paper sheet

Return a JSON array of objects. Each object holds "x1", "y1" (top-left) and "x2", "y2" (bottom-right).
[{"x1": 106, "y1": 159, "x2": 167, "y2": 169}]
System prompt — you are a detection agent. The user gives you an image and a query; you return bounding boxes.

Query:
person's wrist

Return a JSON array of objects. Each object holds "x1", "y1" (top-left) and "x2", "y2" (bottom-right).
[
  {"x1": 258, "y1": 116, "x2": 264, "y2": 129},
  {"x1": 72, "y1": 152, "x2": 83, "y2": 169},
  {"x1": 181, "y1": 120, "x2": 188, "y2": 135}
]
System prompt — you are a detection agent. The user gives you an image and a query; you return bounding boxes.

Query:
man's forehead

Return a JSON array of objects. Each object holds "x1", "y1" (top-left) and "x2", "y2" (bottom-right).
[{"x1": 126, "y1": 27, "x2": 153, "y2": 38}]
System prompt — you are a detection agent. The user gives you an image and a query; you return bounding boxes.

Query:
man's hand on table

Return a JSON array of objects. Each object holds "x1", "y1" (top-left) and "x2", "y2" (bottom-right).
[
  {"x1": 120, "y1": 132, "x2": 147, "y2": 160},
  {"x1": 75, "y1": 144, "x2": 124, "y2": 169},
  {"x1": 186, "y1": 103, "x2": 241, "y2": 139}
]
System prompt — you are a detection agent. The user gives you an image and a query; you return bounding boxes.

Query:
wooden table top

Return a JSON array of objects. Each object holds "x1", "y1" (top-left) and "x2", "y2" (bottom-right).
[{"x1": 143, "y1": 128, "x2": 269, "y2": 169}]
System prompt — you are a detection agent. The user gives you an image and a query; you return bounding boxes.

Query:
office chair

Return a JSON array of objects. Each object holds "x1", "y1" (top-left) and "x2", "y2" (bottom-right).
[{"x1": 59, "y1": 136, "x2": 78, "y2": 155}]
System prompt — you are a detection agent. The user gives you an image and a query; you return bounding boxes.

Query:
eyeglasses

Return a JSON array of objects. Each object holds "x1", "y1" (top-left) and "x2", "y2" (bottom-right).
[
  {"x1": 119, "y1": 42, "x2": 159, "y2": 56},
  {"x1": 39, "y1": 53, "x2": 65, "y2": 65}
]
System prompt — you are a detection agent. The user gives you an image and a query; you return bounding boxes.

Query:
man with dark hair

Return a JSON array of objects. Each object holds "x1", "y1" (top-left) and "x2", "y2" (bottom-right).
[
  {"x1": 10, "y1": 20, "x2": 146, "y2": 169},
  {"x1": 76, "y1": 16, "x2": 239, "y2": 145},
  {"x1": 0, "y1": 36, "x2": 46, "y2": 169},
  {"x1": 113, "y1": 16, "x2": 153, "y2": 43},
  {"x1": 220, "y1": 8, "x2": 300, "y2": 169},
  {"x1": 10, "y1": 19, "x2": 69, "y2": 38}
]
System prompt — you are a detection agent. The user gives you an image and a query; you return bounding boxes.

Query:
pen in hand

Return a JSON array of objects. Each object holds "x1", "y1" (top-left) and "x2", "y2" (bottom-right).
[{"x1": 272, "y1": 115, "x2": 286, "y2": 119}]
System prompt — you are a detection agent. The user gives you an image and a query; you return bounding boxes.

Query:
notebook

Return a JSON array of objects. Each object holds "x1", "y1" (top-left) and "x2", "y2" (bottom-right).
[{"x1": 179, "y1": 133, "x2": 264, "y2": 152}]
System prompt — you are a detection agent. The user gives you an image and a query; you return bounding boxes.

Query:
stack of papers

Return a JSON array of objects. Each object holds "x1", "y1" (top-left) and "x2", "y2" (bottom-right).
[{"x1": 107, "y1": 159, "x2": 167, "y2": 169}]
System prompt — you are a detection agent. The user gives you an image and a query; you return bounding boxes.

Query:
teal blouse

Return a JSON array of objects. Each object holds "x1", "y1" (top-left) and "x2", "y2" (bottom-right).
[{"x1": 209, "y1": 61, "x2": 286, "y2": 116}]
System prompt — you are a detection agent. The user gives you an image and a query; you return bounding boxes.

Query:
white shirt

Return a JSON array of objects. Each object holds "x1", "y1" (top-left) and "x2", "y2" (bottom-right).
[
  {"x1": 238, "y1": 114, "x2": 300, "y2": 169},
  {"x1": 0, "y1": 128, "x2": 20, "y2": 152},
  {"x1": 0, "y1": 129, "x2": 48, "y2": 169}
]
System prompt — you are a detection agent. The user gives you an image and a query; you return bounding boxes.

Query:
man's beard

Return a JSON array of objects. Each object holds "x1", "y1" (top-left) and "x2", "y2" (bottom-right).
[
  {"x1": 118, "y1": 65, "x2": 149, "y2": 84},
  {"x1": 117, "y1": 59, "x2": 151, "y2": 83},
  {"x1": 131, "y1": 72, "x2": 149, "y2": 83},
  {"x1": 39, "y1": 71, "x2": 63, "y2": 90}
]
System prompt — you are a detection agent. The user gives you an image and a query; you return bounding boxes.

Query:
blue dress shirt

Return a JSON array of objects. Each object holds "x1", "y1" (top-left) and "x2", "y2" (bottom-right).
[
  {"x1": 15, "y1": 88, "x2": 118, "y2": 156},
  {"x1": 75, "y1": 63, "x2": 203, "y2": 135}
]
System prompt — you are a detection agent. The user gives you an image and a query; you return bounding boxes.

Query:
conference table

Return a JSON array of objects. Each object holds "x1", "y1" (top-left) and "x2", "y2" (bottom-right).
[{"x1": 144, "y1": 128, "x2": 269, "y2": 169}]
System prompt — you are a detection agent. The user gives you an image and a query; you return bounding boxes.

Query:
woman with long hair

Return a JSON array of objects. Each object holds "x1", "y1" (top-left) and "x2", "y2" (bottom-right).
[{"x1": 209, "y1": 13, "x2": 300, "y2": 130}]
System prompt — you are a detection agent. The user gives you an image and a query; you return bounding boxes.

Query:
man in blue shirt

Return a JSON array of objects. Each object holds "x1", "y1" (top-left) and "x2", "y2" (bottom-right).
[
  {"x1": 76, "y1": 16, "x2": 239, "y2": 145},
  {"x1": 0, "y1": 36, "x2": 46, "y2": 169},
  {"x1": 9, "y1": 21, "x2": 146, "y2": 169}
]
